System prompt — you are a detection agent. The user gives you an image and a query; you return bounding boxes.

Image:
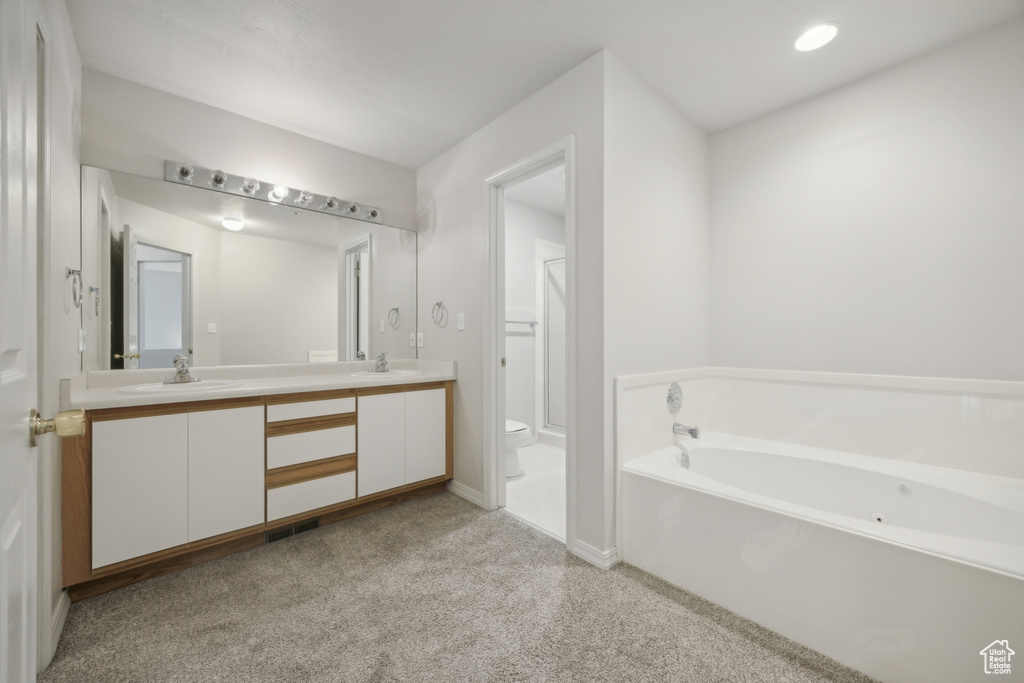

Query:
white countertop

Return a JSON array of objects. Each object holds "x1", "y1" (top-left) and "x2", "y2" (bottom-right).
[{"x1": 62, "y1": 359, "x2": 456, "y2": 410}]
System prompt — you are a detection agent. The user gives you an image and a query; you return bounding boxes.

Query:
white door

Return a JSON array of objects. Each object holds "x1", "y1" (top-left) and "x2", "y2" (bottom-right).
[
  {"x1": 0, "y1": 0, "x2": 39, "y2": 678},
  {"x1": 122, "y1": 224, "x2": 140, "y2": 369}
]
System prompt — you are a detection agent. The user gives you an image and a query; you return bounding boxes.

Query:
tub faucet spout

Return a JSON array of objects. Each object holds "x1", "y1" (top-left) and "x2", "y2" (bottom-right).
[{"x1": 673, "y1": 423, "x2": 700, "y2": 439}]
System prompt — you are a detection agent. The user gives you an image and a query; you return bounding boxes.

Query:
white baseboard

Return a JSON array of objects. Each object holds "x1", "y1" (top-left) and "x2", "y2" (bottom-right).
[
  {"x1": 446, "y1": 480, "x2": 485, "y2": 508},
  {"x1": 567, "y1": 538, "x2": 619, "y2": 570}
]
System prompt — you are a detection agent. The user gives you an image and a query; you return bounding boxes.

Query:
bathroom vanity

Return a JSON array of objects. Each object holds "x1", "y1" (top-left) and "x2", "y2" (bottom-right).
[{"x1": 60, "y1": 360, "x2": 455, "y2": 600}]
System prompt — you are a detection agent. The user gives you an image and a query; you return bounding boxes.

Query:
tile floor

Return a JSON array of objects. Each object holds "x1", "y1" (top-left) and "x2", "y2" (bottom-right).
[{"x1": 504, "y1": 442, "x2": 566, "y2": 540}]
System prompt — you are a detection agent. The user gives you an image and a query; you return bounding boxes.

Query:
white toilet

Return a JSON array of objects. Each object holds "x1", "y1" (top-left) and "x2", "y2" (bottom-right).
[{"x1": 505, "y1": 419, "x2": 532, "y2": 480}]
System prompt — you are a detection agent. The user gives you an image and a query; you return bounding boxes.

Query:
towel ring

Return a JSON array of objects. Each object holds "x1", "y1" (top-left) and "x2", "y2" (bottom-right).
[
  {"x1": 67, "y1": 268, "x2": 83, "y2": 309},
  {"x1": 431, "y1": 301, "x2": 448, "y2": 327},
  {"x1": 387, "y1": 307, "x2": 400, "y2": 329}
]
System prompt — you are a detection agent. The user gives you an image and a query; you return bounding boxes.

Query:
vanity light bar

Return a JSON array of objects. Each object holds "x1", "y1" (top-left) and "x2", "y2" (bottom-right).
[{"x1": 164, "y1": 161, "x2": 383, "y2": 224}]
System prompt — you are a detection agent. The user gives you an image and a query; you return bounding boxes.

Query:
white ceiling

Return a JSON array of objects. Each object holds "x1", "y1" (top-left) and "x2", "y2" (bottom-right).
[{"x1": 65, "y1": 0, "x2": 1024, "y2": 169}]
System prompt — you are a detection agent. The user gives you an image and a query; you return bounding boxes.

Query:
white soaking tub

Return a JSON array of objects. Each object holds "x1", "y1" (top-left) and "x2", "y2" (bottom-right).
[{"x1": 621, "y1": 433, "x2": 1024, "y2": 683}]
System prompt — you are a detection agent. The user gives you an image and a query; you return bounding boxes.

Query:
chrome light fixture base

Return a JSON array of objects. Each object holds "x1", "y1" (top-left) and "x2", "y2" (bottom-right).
[{"x1": 165, "y1": 161, "x2": 383, "y2": 224}]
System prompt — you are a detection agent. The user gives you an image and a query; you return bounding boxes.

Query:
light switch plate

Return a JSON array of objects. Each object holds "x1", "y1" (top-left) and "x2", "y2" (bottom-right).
[
  {"x1": 410, "y1": 333, "x2": 416, "y2": 348},
  {"x1": 458, "y1": 313, "x2": 465, "y2": 330},
  {"x1": 78, "y1": 329, "x2": 87, "y2": 352},
  {"x1": 380, "y1": 319, "x2": 385, "y2": 332},
  {"x1": 417, "y1": 332, "x2": 424, "y2": 348}
]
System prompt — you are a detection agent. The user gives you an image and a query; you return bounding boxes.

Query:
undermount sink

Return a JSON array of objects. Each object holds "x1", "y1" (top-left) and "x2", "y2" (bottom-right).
[
  {"x1": 349, "y1": 370, "x2": 424, "y2": 380},
  {"x1": 117, "y1": 380, "x2": 244, "y2": 394}
]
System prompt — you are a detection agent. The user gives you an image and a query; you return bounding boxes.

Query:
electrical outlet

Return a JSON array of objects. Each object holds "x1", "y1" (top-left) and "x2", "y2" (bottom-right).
[
  {"x1": 417, "y1": 332, "x2": 424, "y2": 348},
  {"x1": 208, "y1": 323, "x2": 217, "y2": 334},
  {"x1": 458, "y1": 313, "x2": 465, "y2": 330},
  {"x1": 78, "y1": 329, "x2": 87, "y2": 353},
  {"x1": 410, "y1": 333, "x2": 416, "y2": 348},
  {"x1": 380, "y1": 319, "x2": 385, "y2": 333}
]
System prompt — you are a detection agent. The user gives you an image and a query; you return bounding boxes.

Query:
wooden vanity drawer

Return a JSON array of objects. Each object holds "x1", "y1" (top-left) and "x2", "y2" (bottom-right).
[
  {"x1": 266, "y1": 396, "x2": 355, "y2": 423},
  {"x1": 267, "y1": 471, "x2": 356, "y2": 521},
  {"x1": 267, "y1": 425, "x2": 355, "y2": 469}
]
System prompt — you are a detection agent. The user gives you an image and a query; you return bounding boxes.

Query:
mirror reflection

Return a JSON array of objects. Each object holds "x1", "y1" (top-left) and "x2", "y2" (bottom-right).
[{"x1": 80, "y1": 166, "x2": 417, "y2": 370}]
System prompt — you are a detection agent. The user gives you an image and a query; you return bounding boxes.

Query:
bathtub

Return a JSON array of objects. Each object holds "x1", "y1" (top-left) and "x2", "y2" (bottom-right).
[{"x1": 621, "y1": 433, "x2": 1024, "y2": 683}]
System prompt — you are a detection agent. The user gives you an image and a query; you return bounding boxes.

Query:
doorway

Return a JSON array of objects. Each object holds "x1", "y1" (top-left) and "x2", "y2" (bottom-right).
[
  {"x1": 484, "y1": 137, "x2": 578, "y2": 546},
  {"x1": 341, "y1": 236, "x2": 372, "y2": 362},
  {"x1": 134, "y1": 242, "x2": 192, "y2": 369}
]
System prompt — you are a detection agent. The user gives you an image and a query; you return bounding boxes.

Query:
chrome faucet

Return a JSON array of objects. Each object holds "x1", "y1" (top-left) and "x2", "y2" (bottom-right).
[
  {"x1": 673, "y1": 422, "x2": 700, "y2": 439},
  {"x1": 372, "y1": 352, "x2": 388, "y2": 373},
  {"x1": 165, "y1": 354, "x2": 198, "y2": 384}
]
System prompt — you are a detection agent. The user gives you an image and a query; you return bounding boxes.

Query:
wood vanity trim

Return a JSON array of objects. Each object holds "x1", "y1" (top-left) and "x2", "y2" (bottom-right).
[
  {"x1": 355, "y1": 381, "x2": 449, "y2": 398},
  {"x1": 69, "y1": 533, "x2": 265, "y2": 602},
  {"x1": 446, "y1": 382, "x2": 454, "y2": 477},
  {"x1": 355, "y1": 473, "x2": 451, "y2": 505},
  {"x1": 61, "y1": 426, "x2": 93, "y2": 587},
  {"x1": 265, "y1": 388, "x2": 356, "y2": 405},
  {"x1": 90, "y1": 522, "x2": 267, "y2": 579},
  {"x1": 89, "y1": 396, "x2": 263, "y2": 421},
  {"x1": 266, "y1": 454, "x2": 357, "y2": 489},
  {"x1": 265, "y1": 413, "x2": 356, "y2": 437}
]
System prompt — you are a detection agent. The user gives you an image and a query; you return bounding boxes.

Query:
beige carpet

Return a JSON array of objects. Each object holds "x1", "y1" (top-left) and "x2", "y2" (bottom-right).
[{"x1": 39, "y1": 492, "x2": 875, "y2": 682}]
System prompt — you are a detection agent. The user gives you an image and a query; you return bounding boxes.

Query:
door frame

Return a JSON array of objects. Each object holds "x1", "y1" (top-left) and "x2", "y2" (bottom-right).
[
  {"x1": 340, "y1": 233, "x2": 372, "y2": 362},
  {"x1": 483, "y1": 136, "x2": 578, "y2": 544},
  {"x1": 534, "y1": 241, "x2": 566, "y2": 434}
]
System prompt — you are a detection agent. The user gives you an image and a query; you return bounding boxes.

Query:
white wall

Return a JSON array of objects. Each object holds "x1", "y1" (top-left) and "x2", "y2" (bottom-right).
[
  {"x1": 604, "y1": 56, "x2": 710, "y2": 375},
  {"x1": 38, "y1": 0, "x2": 81, "y2": 667},
  {"x1": 504, "y1": 199, "x2": 564, "y2": 434},
  {"x1": 709, "y1": 18, "x2": 1024, "y2": 381},
  {"x1": 81, "y1": 69, "x2": 418, "y2": 230},
  {"x1": 417, "y1": 52, "x2": 609, "y2": 556}
]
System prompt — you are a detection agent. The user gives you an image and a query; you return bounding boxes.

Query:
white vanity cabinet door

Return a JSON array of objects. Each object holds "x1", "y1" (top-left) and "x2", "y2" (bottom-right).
[
  {"x1": 404, "y1": 388, "x2": 447, "y2": 484},
  {"x1": 188, "y1": 406, "x2": 265, "y2": 542},
  {"x1": 92, "y1": 413, "x2": 189, "y2": 568},
  {"x1": 357, "y1": 392, "x2": 406, "y2": 496}
]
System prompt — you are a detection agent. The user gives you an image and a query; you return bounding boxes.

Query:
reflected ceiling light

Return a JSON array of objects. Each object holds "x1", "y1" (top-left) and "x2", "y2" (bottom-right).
[
  {"x1": 222, "y1": 217, "x2": 245, "y2": 231},
  {"x1": 270, "y1": 184, "x2": 290, "y2": 202},
  {"x1": 795, "y1": 23, "x2": 839, "y2": 52}
]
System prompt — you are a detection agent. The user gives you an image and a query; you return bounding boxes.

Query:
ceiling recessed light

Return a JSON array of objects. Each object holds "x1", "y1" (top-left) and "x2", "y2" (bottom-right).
[
  {"x1": 222, "y1": 217, "x2": 244, "y2": 231},
  {"x1": 795, "y1": 23, "x2": 839, "y2": 52}
]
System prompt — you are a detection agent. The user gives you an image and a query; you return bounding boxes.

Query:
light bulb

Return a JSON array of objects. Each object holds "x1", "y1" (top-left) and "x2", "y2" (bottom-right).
[
  {"x1": 270, "y1": 185, "x2": 290, "y2": 202},
  {"x1": 222, "y1": 217, "x2": 244, "y2": 231},
  {"x1": 242, "y1": 177, "x2": 260, "y2": 195},
  {"x1": 795, "y1": 23, "x2": 839, "y2": 52},
  {"x1": 296, "y1": 190, "x2": 314, "y2": 205}
]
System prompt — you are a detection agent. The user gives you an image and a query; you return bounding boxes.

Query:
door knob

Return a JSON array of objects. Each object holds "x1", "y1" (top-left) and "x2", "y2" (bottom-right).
[
  {"x1": 30, "y1": 408, "x2": 86, "y2": 446},
  {"x1": 113, "y1": 353, "x2": 140, "y2": 360}
]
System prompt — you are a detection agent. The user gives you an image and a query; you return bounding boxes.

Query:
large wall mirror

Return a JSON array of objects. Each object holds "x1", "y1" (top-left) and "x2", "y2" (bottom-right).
[{"x1": 80, "y1": 165, "x2": 417, "y2": 371}]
